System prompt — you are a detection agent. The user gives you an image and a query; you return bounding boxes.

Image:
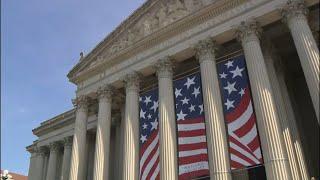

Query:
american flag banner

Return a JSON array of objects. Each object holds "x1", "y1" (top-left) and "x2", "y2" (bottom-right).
[
  {"x1": 139, "y1": 88, "x2": 160, "y2": 180},
  {"x1": 216, "y1": 55, "x2": 263, "y2": 170},
  {"x1": 174, "y1": 72, "x2": 210, "y2": 179}
]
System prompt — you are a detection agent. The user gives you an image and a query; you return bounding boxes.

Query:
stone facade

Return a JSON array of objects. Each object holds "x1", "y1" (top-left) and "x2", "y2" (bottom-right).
[{"x1": 27, "y1": 0, "x2": 319, "y2": 179}]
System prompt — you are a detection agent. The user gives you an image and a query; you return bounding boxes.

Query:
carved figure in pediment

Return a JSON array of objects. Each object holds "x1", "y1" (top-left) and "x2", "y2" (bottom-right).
[
  {"x1": 167, "y1": 0, "x2": 188, "y2": 22},
  {"x1": 156, "y1": 3, "x2": 168, "y2": 27},
  {"x1": 184, "y1": 0, "x2": 203, "y2": 11},
  {"x1": 143, "y1": 14, "x2": 159, "y2": 35},
  {"x1": 89, "y1": 56, "x2": 103, "y2": 67},
  {"x1": 109, "y1": 42, "x2": 121, "y2": 54}
]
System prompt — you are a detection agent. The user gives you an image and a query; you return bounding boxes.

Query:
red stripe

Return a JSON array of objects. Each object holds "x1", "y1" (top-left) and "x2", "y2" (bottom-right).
[
  {"x1": 178, "y1": 129, "x2": 206, "y2": 137},
  {"x1": 177, "y1": 117, "x2": 205, "y2": 124},
  {"x1": 140, "y1": 130, "x2": 158, "y2": 157},
  {"x1": 179, "y1": 169, "x2": 210, "y2": 180},
  {"x1": 178, "y1": 142, "x2": 208, "y2": 151},
  {"x1": 179, "y1": 154, "x2": 208, "y2": 165},
  {"x1": 140, "y1": 143, "x2": 159, "y2": 176},
  {"x1": 145, "y1": 156, "x2": 159, "y2": 180},
  {"x1": 234, "y1": 113, "x2": 256, "y2": 138},
  {"x1": 228, "y1": 136, "x2": 257, "y2": 159},
  {"x1": 231, "y1": 160, "x2": 245, "y2": 169},
  {"x1": 247, "y1": 135, "x2": 260, "y2": 152},
  {"x1": 229, "y1": 147, "x2": 256, "y2": 165},
  {"x1": 156, "y1": 174, "x2": 159, "y2": 180},
  {"x1": 226, "y1": 87, "x2": 251, "y2": 123}
]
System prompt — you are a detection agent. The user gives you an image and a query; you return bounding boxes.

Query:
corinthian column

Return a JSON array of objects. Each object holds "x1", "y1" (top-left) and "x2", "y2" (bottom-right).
[
  {"x1": 61, "y1": 137, "x2": 73, "y2": 180},
  {"x1": 27, "y1": 145, "x2": 37, "y2": 180},
  {"x1": 281, "y1": 0, "x2": 319, "y2": 121},
  {"x1": 93, "y1": 85, "x2": 113, "y2": 180},
  {"x1": 46, "y1": 142, "x2": 61, "y2": 180},
  {"x1": 35, "y1": 146, "x2": 48, "y2": 180},
  {"x1": 69, "y1": 95, "x2": 89, "y2": 180},
  {"x1": 236, "y1": 20, "x2": 292, "y2": 180},
  {"x1": 195, "y1": 38, "x2": 231, "y2": 180},
  {"x1": 263, "y1": 44, "x2": 302, "y2": 180},
  {"x1": 275, "y1": 62, "x2": 310, "y2": 180},
  {"x1": 122, "y1": 72, "x2": 141, "y2": 180},
  {"x1": 113, "y1": 112, "x2": 123, "y2": 179},
  {"x1": 155, "y1": 57, "x2": 178, "y2": 180}
]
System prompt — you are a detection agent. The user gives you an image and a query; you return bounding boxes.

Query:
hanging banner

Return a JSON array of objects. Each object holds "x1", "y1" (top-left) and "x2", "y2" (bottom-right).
[
  {"x1": 217, "y1": 55, "x2": 263, "y2": 170},
  {"x1": 174, "y1": 72, "x2": 210, "y2": 179},
  {"x1": 139, "y1": 88, "x2": 160, "y2": 180}
]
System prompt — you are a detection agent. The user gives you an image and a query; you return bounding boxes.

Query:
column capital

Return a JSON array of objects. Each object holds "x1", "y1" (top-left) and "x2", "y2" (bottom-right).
[
  {"x1": 236, "y1": 20, "x2": 262, "y2": 44},
  {"x1": 97, "y1": 84, "x2": 114, "y2": 101},
  {"x1": 36, "y1": 146, "x2": 49, "y2": 157},
  {"x1": 195, "y1": 38, "x2": 218, "y2": 63},
  {"x1": 26, "y1": 144, "x2": 37, "y2": 154},
  {"x1": 49, "y1": 142, "x2": 61, "y2": 152},
  {"x1": 154, "y1": 56, "x2": 174, "y2": 78},
  {"x1": 63, "y1": 136, "x2": 73, "y2": 148},
  {"x1": 123, "y1": 71, "x2": 141, "y2": 92},
  {"x1": 281, "y1": 0, "x2": 308, "y2": 23},
  {"x1": 72, "y1": 95, "x2": 90, "y2": 111}
]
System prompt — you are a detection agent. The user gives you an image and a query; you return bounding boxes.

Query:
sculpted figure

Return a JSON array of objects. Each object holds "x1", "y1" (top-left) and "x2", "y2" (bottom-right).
[{"x1": 167, "y1": 0, "x2": 188, "y2": 23}]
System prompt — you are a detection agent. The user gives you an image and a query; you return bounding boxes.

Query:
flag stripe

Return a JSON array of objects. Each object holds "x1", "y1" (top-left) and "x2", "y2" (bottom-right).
[
  {"x1": 178, "y1": 129, "x2": 206, "y2": 137},
  {"x1": 179, "y1": 154, "x2": 208, "y2": 165},
  {"x1": 139, "y1": 89, "x2": 160, "y2": 180},
  {"x1": 217, "y1": 56, "x2": 263, "y2": 170},
  {"x1": 174, "y1": 73, "x2": 210, "y2": 179},
  {"x1": 179, "y1": 149, "x2": 208, "y2": 157},
  {"x1": 178, "y1": 142, "x2": 208, "y2": 151}
]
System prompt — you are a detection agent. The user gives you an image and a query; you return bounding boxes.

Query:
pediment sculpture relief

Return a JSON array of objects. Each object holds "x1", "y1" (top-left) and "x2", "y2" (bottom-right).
[{"x1": 88, "y1": 0, "x2": 216, "y2": 68}]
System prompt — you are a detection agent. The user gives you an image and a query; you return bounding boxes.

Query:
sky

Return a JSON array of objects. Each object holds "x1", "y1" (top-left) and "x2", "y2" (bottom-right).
[{"x1": 1, "y1": 0, "x2": 145, "y2": 175}]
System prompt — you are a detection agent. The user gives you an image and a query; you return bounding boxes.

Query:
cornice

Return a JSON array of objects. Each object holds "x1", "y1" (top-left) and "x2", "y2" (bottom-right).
[
  {"x1": 68, "y1": 0, "x2": 247, "y2": 84},
  {"x1": 32, "y1": 109, "x2": 76, "y2": 137},
  {"x1": 67, "y1": 0, "x2": 159, "y2": 80}
]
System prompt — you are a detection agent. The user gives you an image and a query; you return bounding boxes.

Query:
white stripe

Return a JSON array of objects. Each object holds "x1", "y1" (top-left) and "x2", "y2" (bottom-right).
[
  {"x1": 228, "y1": 102, "x2": 253, "y2": 131},
  {"x1": 178, "y1": 123, "x2": 205, "y2": 131},
  {"x1": 149, "y1": 164, "x2": 159, "y2": 180},
  {"x1": 141, "y1": 147, "x2": 159, "y2": 180},
  {"x1": 239, "y1": 124, "x2": 257, "y2": 145},
  {"x1": 230, "y1": 154, "x2": 251, "y2": 166},
  {"x1": 178, "y1": 136, "x2": 207, "y2": 145},
  {"x1": 179, "y1": 149, "x2": 208, "y2": 157},
  {"x1": 230, "y1": 142, "x2": 260, "y2": 164},
  {"x1": 140, "y1": 134, "x2": 159, "y2": 172},
  {"x1": 253, "y1": 147, "x2": 262, "y2": 159},
  {"x1": 179, "y1": 161, "x2": 209, "y2": 175}
]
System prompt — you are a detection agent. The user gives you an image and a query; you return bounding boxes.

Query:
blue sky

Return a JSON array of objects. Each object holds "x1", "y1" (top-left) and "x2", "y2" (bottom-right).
[{"x1": 1, "y1": 0, "x2": 145, "y2": 175}]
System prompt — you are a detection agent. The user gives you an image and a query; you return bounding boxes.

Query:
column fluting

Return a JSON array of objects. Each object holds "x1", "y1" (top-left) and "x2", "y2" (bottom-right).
[
  {"x1": 46, "y1": 142, "x2": 61, "y2": 180},
  {"x1": 236, "y1": 20, "x2": 292, "y2": 180},
  {"x1": 93, "y1": 85, "x2": 113, "y2": 180},
  {"x1": 195, "y1": 38, "x2": 232, "y2": 180},
  {"x1": 27, "y1": 145, "x2": 37, "y2": 180},
  {"x1": 69, "y1": 95, "x2": 90, "y2": 180},
  {"x1": 281, "y1": 0, "x2": 319, "y2": 121},
  {"x1": 113, "y1": 112, "x2": 122, "y2": 179},
  {"x1": 276, "y1": 62, "x2": 310, "y2": 180},
  {"x1": 263, "y1": 45, "x2": 302, "y2": 180},
  {"x1": 122, "y1": 72, "x2": 141, "y2": 180},
  {"x1": 155, "y1": 57, "x2": 178, "y2": 180},
  {"x1": 35, "y1": 146, "x2": 48, "y2": 180},
  {"x1": 61, "y1": 137, "x2": 73, "y2": 180}
]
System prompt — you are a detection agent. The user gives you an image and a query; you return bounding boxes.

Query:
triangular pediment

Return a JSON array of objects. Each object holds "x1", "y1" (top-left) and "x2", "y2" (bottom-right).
[{"x1": 68, "y1": 0, "x2": 217, "y2": 82}]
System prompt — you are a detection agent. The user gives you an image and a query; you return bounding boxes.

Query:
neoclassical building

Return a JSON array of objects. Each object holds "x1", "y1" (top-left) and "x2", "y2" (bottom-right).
[{"x1": 26, "y1": 0, "x2": 319, "y2": 179}]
